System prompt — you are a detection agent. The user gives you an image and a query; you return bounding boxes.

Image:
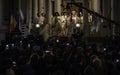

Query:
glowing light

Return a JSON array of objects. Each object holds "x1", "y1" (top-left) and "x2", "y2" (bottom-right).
[
  {"x1": 56, "y1": 39, "x2": 59, "y2": 43},
  {"x1": 35, "y1": 24, "x2": 40, "y2": 28},
  {"x1": 103, "y1": 48, "x2": 106, "y2": 51},
  {"x1": 66, "y1": 43, "x2": 70, "y2": 46},
  {"x1": 116, "y1": 59, "x2": 119, "y2": 62},
  {"x1": 76, "y1": 23, "x2": 80, "y2": 28}
]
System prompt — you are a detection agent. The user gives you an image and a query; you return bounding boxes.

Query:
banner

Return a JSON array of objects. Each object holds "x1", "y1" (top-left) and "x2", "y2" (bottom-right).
[{"x1": 9, "y1": 15, "x2": 17, "y2": 32}]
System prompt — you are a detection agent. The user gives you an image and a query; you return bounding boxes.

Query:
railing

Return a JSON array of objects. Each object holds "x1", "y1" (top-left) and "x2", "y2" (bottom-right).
[{"x1": 73, "y1": 3, "x2": 120, "y2": 25}]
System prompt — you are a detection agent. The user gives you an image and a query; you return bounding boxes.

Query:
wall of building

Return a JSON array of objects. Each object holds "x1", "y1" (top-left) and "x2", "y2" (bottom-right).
[
  {"x1": 0, "y1": 0, "x2": 120, "y2": 40},
  {"x1": 0, "y1": 0, "x2": 11, "y2": 41},
  {"x1": 114, "y1": 0, "x2": 120, "y2": 23}
]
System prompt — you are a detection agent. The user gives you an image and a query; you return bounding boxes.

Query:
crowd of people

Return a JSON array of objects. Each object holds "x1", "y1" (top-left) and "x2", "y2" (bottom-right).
[
  {"x1": 33, "y1": 10, "x2": 98, "y2": 42},
  {"x1": 32, "y1": 9, "x2": 102, "y2": 42},
  {"x1": 0, "y1": 9, "x2": 118, "y2": 75},
  {"x1": 51, "y1": 10, "x2": 83, "y2": 37},
  {"x1": 0, "y1": 32, "x2": 120, "y2": 75}
]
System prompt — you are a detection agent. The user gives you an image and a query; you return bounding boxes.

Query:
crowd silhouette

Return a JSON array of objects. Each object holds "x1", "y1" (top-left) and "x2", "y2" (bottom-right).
[{"x1": 0, "y1": 33, "x2": 120, "y2": 75}]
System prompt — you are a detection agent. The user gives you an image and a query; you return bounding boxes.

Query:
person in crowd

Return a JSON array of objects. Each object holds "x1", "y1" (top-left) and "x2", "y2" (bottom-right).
[
  {"x1": 6, "y1": 66, "x2": 16, "y2": 75},
  {"x1": 52, "y1": 12, "x2": 61, "y2": 37},
  {"x1": 90, "y1": 10, "x2": 101, "y2": 34},
  {"x1": 67, "y1": 10, "x2": 81, "y2": 37},
  {"x1": 40, "y1": 24, "x2": 50, "y2": 42},
  {"x1": 59, "y1": 12, "x2": 68, "y2": 36},
  {"x1": 37, "y1": 12, "x2": 45, "y2": 26},
  {"x1": 1, "y1": 15, "x2": 120, "y2": 75}
]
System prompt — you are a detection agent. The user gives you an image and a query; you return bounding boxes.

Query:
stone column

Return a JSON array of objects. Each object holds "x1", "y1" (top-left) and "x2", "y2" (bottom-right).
[
  {"x1": 91, "y1": 0, "x2": 101, "y2": 35},
  {"x1": 48, "y1": 0, "x2": 52, "y2": 24},
  {"x1": 89, "y1": 0, "x2": 92, "y2": 10},
  {"x1": 92, "y1": 0, "x2": 100, "y2": 13},
  {"x1": 111, "y1": 0, "x2": 115, "y2": 38},
  {"x1": 111, "y1": 0, "x2": 114, "y2": 20},
  {"x1": 103, "y1": 0, "x2": 111, "y2": 17},
  {"x1": 55, "y1": 0, "x2": 62, "y2": 15},
  {"x1": 83, "y1": 0, "x2": 89, "y2": 37},
  {"x1": 102, "y1": 0, "x2": 112, "y2": 37},
  {"x1": 39, "y1": 0, "x2": 45, "y2": 13},
  {"x1": 48, "y1": 0, "x2": 52, "y2": 37},
  {"x1": 33, "y1": 0, "x2": 38, "y2": 18},
  {"x1": 26, "y1": 0, "x2": 32, "y2": 34}
]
